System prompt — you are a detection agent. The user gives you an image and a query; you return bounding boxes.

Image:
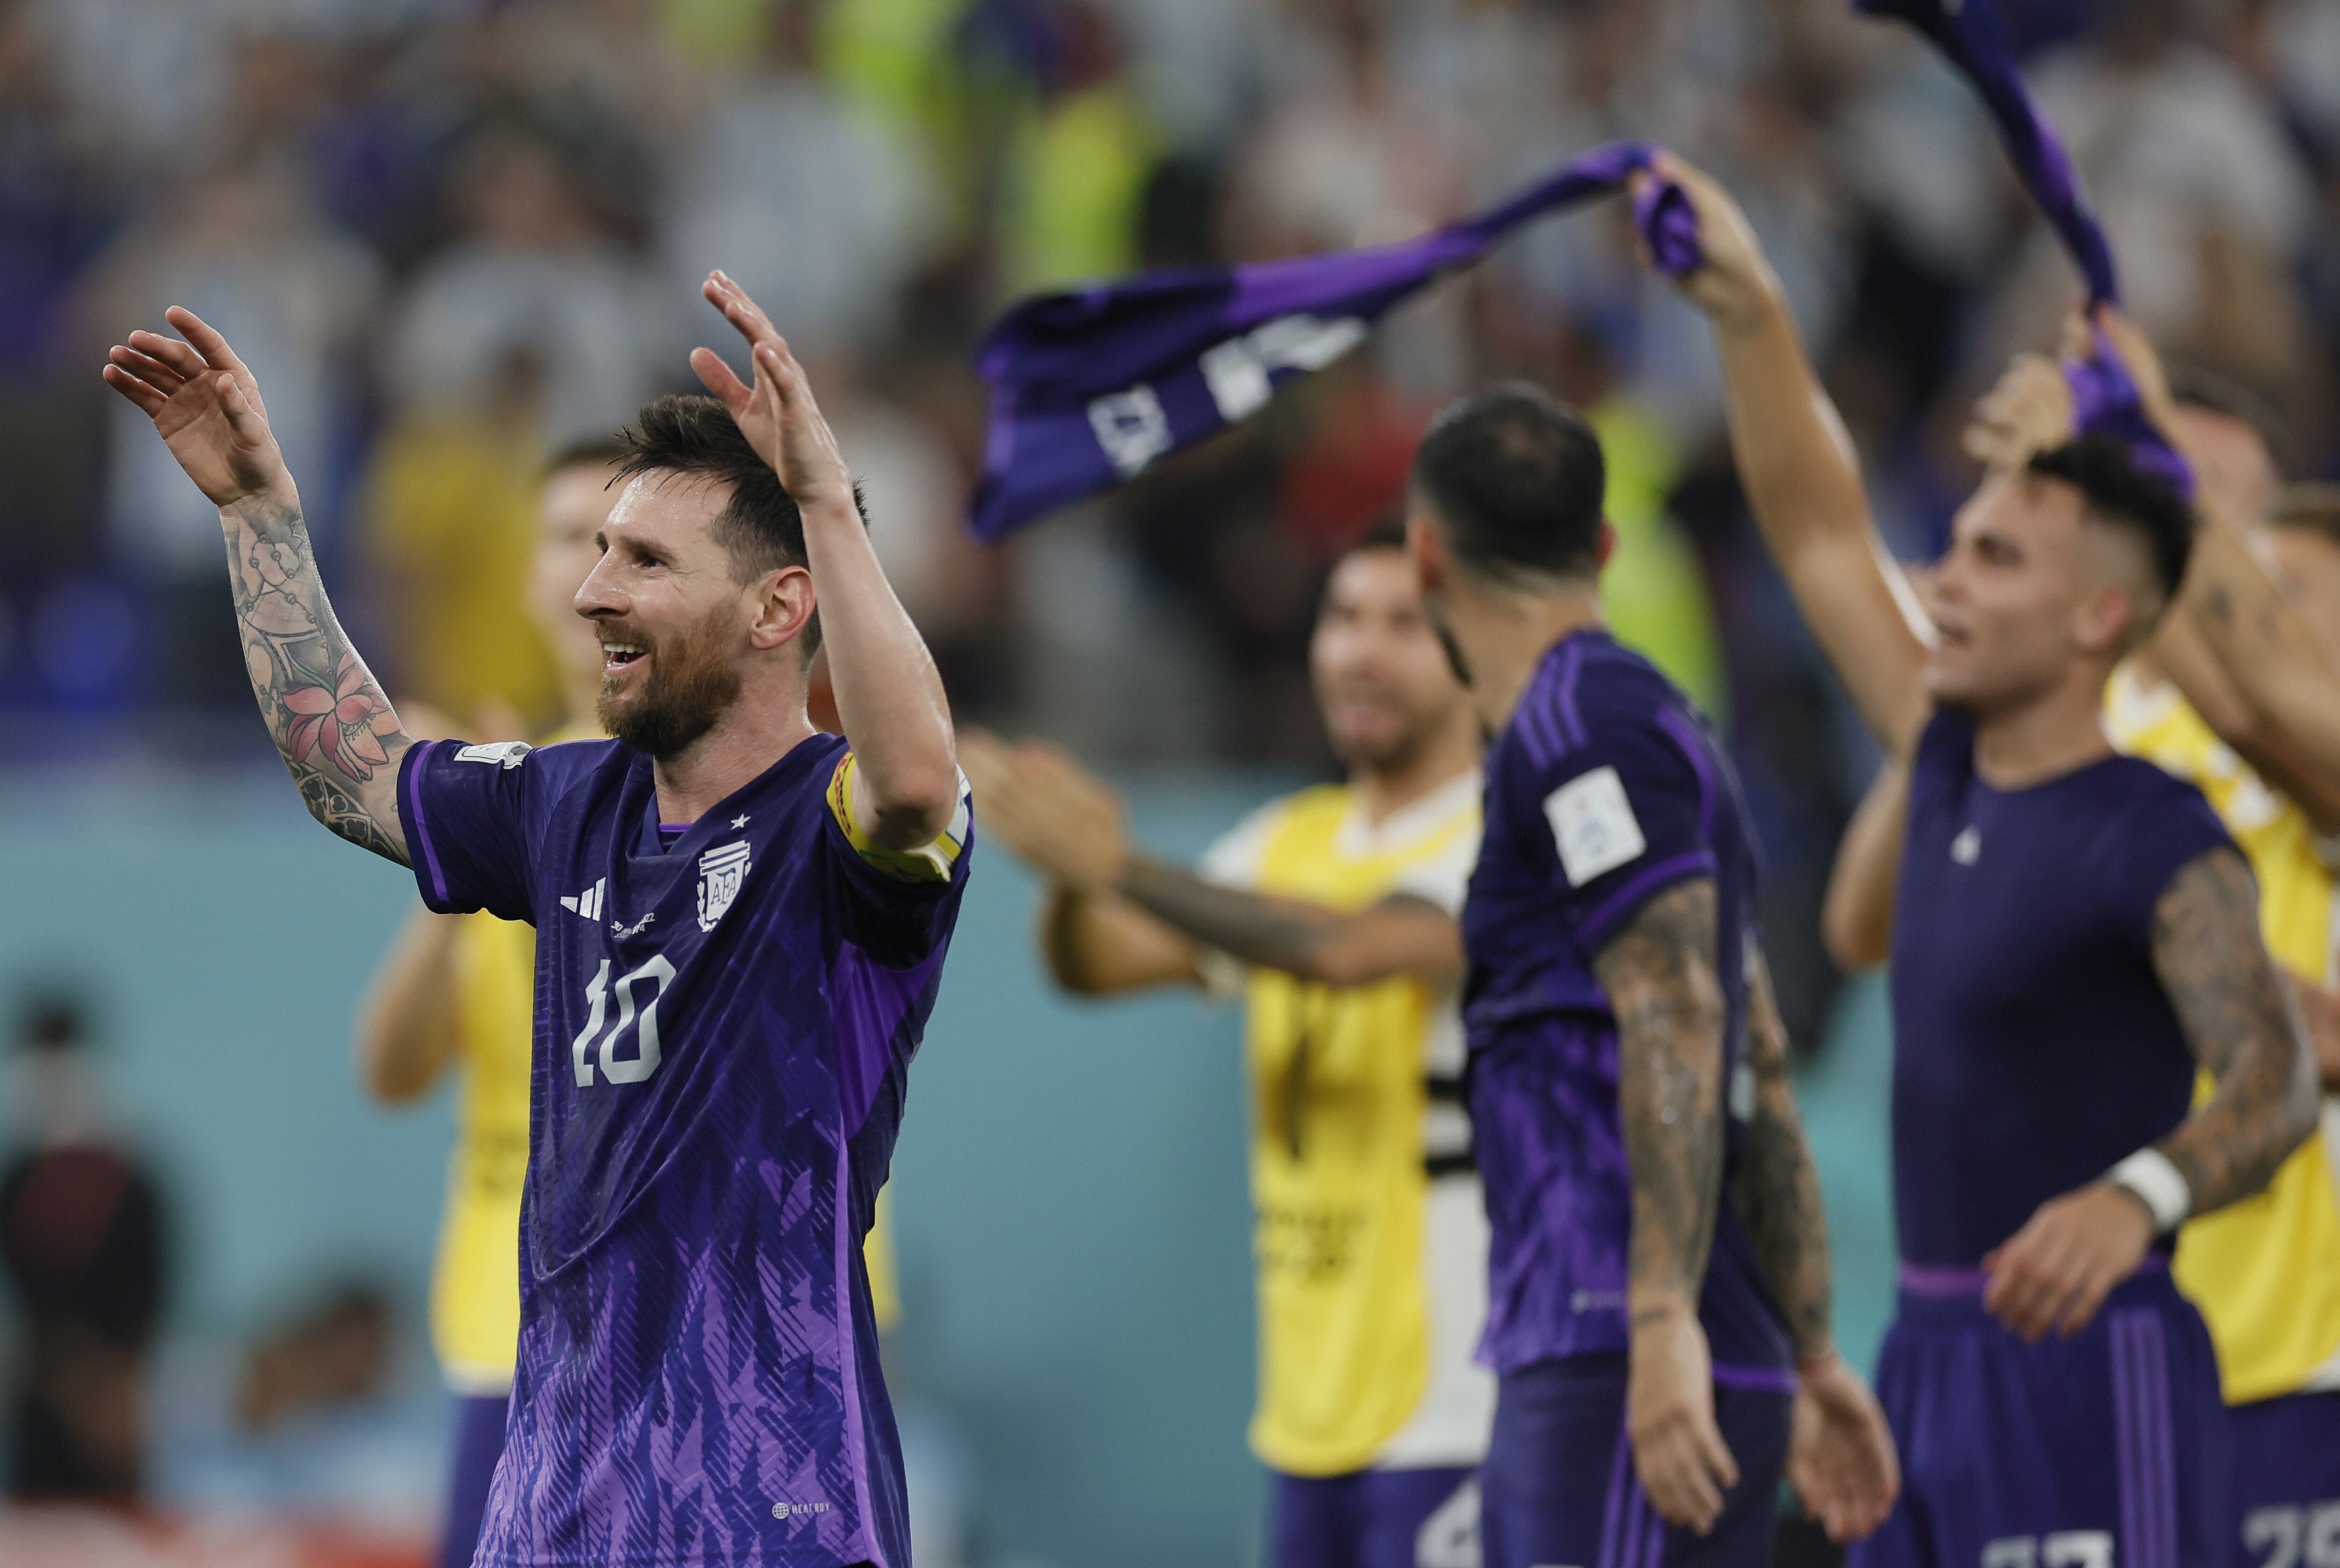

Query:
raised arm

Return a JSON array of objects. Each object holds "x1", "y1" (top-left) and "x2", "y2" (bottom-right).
[
  {"x1": 1642, "y1": 155, "x2": 1932, "y2": 757},
  {"x1": 1984, "y1": 846, "x2": 2318, "y2": 1342},
  {"x1": 102, "y1": 308, "x2": 412, "y2": 861},
  {"x1": 1820, "y1": 759, "x2": 1909, "y2": 973},
  {"x1": 1591, "y1": 878, "x2": 1737, "y2": 1534},
  {"x1": 1733, "y1": 946, "x2": 1899, "y2": 1544},
  {"x1": 692, "y1": 271, "x2": 958, "y2": 849}
]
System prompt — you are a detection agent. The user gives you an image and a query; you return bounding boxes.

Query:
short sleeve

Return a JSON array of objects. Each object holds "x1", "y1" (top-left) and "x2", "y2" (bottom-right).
[
  {"x1": 397, "y1": 738, "x2": 539, "y2": 922},
  {"x1": 1191, "y1": 800, "x2": 1285, "y2": 1001},
  {"x1": 820, "y1": 753, "x2": 974, "y2": 966},
  {"x1": 1546, "y1": 709, "x2": 1718, "y2": 956}
]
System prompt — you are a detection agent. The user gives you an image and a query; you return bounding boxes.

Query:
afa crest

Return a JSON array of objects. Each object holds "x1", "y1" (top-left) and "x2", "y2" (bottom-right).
[{"x1": 697, "y1": 840, "x2": 752, "y2": 931}]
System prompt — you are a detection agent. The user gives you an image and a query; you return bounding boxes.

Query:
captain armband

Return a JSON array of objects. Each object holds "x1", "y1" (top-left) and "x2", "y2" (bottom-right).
[{"x1": 827, "y1": 753, "x2": 970, "y2": 883}]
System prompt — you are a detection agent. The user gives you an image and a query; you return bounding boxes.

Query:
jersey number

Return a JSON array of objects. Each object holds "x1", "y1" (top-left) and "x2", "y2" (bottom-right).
[
  {"x1": 2247, "y1": 1503, "x2": 2340, "y2": 1568},
  {"x1": 570, "y1": 956, "x2": 676, "y2": 1087}
]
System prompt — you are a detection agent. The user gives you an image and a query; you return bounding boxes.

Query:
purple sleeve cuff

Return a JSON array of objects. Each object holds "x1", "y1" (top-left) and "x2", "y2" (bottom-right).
[
  {"x1": 397, "y1": 739, "x2": 454, "y2": 911},
  {"x1": 1574, "y1": 849, "x2": 1719, "y2": 957}
]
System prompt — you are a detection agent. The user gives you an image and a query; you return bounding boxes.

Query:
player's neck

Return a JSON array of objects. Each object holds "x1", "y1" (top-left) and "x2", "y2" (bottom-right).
[
  {"x1": 1444, "y1": 576, "x2": 1605, "y2": 733},
  {"x1": 1349, "y1": 712, "x2": 1481, "y2": 825},
  {"x1": 648, "y1": 689, "x2": 820, "y2": 825},
  {"x1": 1970, "y1": 669, "x2": 2116, "y2": 789}
]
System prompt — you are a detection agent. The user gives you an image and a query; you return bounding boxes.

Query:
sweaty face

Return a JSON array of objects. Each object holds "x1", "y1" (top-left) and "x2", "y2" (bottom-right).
[
  {"x1": 1921, "y1": 473, "x2": 2096, "y2": 713},
  {"x1": 576, "y1": 473, "x2": 749, "y2": 761},
  {"x1": 534, "y1": 462, "x2": 624, "y2": 696},
  {"x1": 1310, "y1": 547, "x2": 1469, "y2": 770}
]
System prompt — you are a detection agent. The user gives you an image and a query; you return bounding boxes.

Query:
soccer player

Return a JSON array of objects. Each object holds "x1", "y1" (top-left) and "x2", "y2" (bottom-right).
[
  {"x1": 964, "y1": 523, "x2": 1496, "y2": 1568},
  {"x1": 1401, "y1": 384, "x2": 1897, "y2": 1568},
  {"x1": 1640, "y1": 150, "x2": 2320, "y2": 1568},
  {"x1": 103, "y1": 272, "x2": 970, "y2": 1568},
  {"x1": 354, "y1": 437, "x2": 622, "y2": 1568},
  {"x1": 1831, "y1": 361, "x2": 2340, "y2": 1568}
]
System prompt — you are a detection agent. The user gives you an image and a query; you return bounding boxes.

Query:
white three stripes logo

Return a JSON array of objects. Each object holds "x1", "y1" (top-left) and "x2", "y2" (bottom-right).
[{"x1": 561, "y1": 878, "x2": 607, "y2": 921}]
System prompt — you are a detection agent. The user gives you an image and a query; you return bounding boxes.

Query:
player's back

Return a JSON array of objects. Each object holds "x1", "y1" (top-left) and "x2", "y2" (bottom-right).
[
  {"x1": 398, "y1": 730, "x2": 970, "y2": 1568},
  {"x1": 1461, "y1": 629, "x2": 1789, "y2": 1379},
  {"x1": 1891, "y1": 707, "x2": 2231, "y2": 1272}
]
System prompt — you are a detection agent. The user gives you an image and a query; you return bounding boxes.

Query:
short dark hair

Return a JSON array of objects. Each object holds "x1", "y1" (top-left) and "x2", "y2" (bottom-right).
[
  {"x1": 614, "y1": 394, "x2": 866, "y2": 659},
  {"x1": 2267, "y1": 482, "x2": 2340, "y2": 549},
  {"x1": 544, "y1": 434, "x2": 631, "y2": 482},
  {"x1": 2026, "y1": 435, "x2": 2196, "y2": 603},
  {"x1": 1411, "y1": 382, "x2": 1606, "y2": 582},
  {"x1": 1340, "y1": 513, "x2": 1411, "y2": 561}
]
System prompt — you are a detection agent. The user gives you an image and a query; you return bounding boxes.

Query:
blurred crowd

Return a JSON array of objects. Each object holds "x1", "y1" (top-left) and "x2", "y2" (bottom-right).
[{"x1": 3, "y1": 0, "x2": 2339, "y2": 1025}]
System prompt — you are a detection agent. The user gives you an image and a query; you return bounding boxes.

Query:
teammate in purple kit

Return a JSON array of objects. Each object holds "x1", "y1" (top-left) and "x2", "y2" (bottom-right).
[
  {"x1": 1405, "y1": 385, "x2": 1899, "y2": 1567},
  {"x1": 102, "y1": 274, "x2": 969, "y2": 1568},
  {"x1": 1640, "y1": 150, "x2": 2322, "y2": 1568}
]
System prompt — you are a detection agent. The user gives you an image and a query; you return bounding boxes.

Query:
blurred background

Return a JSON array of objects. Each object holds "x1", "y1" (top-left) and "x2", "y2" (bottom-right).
[{"x1": 0, "y1": 0, "x2": 2332, "y2": 1562}]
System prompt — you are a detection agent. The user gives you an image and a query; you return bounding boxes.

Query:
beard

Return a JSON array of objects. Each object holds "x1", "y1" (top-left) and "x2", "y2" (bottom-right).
[{"x1": 596, "y1": 609, "x2": 743, "y2": 761}]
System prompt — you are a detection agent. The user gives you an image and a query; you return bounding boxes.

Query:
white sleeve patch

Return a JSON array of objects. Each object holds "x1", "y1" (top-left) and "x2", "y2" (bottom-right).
[
  {"x1": 454, "y1": 741, "x2": 533, "y2": 769},
  {"x1": 1544, "y1": 766, "x2": 1647, "y2": 886}
]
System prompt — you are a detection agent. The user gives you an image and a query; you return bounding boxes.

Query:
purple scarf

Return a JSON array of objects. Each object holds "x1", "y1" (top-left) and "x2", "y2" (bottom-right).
[
  {"x1": 1856, "y1": 0, "x2": 2191, "y2": 496},
  {"x1": 966, "y1": 141, "x2": 1699, "y2": 539}
]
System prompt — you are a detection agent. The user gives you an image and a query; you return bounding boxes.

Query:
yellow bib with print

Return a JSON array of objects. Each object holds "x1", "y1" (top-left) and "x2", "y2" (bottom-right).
[
  {"x1": 2106, "y1": 666, "x2": 2340, "y2": 1404},
  {"x1": 1243, "y1": 785, "x2": 1477, "y2": 1475}
]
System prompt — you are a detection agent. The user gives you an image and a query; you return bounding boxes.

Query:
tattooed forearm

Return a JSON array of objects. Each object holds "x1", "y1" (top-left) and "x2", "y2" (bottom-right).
[
  {"x1": 1730, "y1": 947, "x2": 1833, "y2": 1359},
  {"x1": 220, "y1": 498, "x2": 412, "y2": 863},
  {"x1": 1594, "y1": 879, "x2": 1727, "y2": 1316},
  {"x1": 1115, "y1": 859, "x2": 1456, "y2": 987},
  {"x1": 2150, "y1": 847, "x2": 2319, "y2": 1213}
]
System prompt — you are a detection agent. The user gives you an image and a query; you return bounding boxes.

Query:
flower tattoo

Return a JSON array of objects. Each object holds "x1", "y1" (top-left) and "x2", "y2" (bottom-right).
[{"x1": 284, "y1": 650, "x2": 395, "y2": 780}]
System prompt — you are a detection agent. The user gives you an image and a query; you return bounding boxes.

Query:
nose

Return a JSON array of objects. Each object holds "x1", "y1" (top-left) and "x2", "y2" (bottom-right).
[{"x1": 574, "y1": 554, "x2": 623, "y2": 620}]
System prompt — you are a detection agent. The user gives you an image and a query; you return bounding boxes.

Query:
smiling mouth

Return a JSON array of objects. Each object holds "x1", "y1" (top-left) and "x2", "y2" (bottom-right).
[{"x1": 601, "y1": 642, "x2": 647, "y2": 672}]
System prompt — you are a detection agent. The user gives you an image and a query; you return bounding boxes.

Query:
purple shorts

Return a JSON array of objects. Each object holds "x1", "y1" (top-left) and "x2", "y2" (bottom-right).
[
  {"x1": 1268, "y1": 1464, "x2": 1480, "y2": 1568},
  {"x1": 1479, "y1": 1353, "x2": 1793, "y2": 1568},
  {"x1": 2232, "y1": 1389, "x2": 2340, "y2": 1568},
  {"x1": 1850, "y1": 1263, "x2": 2232, "y2": 1568}
]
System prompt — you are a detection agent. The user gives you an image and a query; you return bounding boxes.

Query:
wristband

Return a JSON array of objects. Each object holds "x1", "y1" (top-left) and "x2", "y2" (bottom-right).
[{"x1": 2107, "y1": 1149, "x2": 2191, "y2": 1233}]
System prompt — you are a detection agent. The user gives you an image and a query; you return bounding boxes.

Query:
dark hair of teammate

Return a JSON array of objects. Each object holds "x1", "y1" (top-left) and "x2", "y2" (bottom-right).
[
  {"x1": 2025, "y1": 434, "x2": 2196, "y2": 605},
  {"x1": 1341, "y1": 513, "x2": 1411, "y2": 560},
  {"x1": 2266, "y1": 483, "x2": 2340, "y2": 548},
  {"x1": 613, "y1": 394, "x2": 868, "y2": 658},
  {"x1": 1411, "y1": 381, "x2": 1607, "y2": 583}
]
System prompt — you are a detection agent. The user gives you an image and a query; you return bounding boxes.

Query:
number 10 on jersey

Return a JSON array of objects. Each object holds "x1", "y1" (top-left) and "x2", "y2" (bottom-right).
[{"x1": 571, "y1": 956, "x2": 676, "y2": 1086}]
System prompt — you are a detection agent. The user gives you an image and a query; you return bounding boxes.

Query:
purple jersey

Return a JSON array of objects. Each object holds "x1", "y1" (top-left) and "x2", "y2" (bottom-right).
[
  {"x1": 1461, "y1": 631, "x2": 1790, "y2": 1377},
  {"x1": 1891, "y1": 709, "x2": 2230, "y2": 1269},
  {"x1": 397, "y1": 730, "x2": 971, "y2": 1568}
]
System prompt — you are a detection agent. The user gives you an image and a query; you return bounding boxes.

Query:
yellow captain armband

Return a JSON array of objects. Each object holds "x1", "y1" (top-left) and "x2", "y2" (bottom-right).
[{"x1": 827, "y1": 752, "x2": 970, "y2": 883}]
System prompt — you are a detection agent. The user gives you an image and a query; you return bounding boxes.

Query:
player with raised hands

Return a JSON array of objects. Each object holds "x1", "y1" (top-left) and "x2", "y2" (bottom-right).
[
  {"x1": 1641, "y1": 149, "x2": 2319, "y2": 1568},
  {"x1": 104, "y1": 273, "x2": 971, "y2": 1568}
]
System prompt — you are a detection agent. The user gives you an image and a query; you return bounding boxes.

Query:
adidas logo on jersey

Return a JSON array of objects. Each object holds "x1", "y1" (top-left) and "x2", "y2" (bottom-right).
[
  {"x1": 562, "y1": 878, "x2": 607, "y2": 920},
  {"x1": 1951, "y1": 826, "x2": 1981, "y2": 865}
]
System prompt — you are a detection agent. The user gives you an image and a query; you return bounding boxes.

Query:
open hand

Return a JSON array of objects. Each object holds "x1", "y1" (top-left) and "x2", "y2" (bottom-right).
[
  {"x1": 1627, "y1": 1305, "x2": 1739, "y2": 1534},
  {"x1": 1963, "y1": 352, "x2": 2074, "y2": 474},
  {"x1": 691, "y1": 270, "x2": 856, "y2": 516},
  {"x1": 958, "y1": 731, "x2": 1132, "y2": 890},
  {"x1": 1982, "y1": 1181, "x2": 2156, "y2": 1342},
  {"x1": 1634, "y1": 152, "x2": 1783, "y2": 335},
  {"x1": 102, "y1": 307, "x2": 294, "y2": 511},
  {"x1": 1787, "y1": 1351, "x2": 1900, "y2": 1543}
]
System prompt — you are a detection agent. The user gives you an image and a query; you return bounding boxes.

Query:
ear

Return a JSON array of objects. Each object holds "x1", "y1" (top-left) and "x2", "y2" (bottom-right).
[
  {"x1": 1594, "y1": 517, "x2": 1617, "y2": 572},
  {"x1": 1405, "y1": 509, "x2": 1447, "y2": 594},
  {"x1": 747, "y1": 563, "x2": 817, "y2": 652},
  {"x1": 2070, "y1": 582, "x2": 2137, "y2": 658}
]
